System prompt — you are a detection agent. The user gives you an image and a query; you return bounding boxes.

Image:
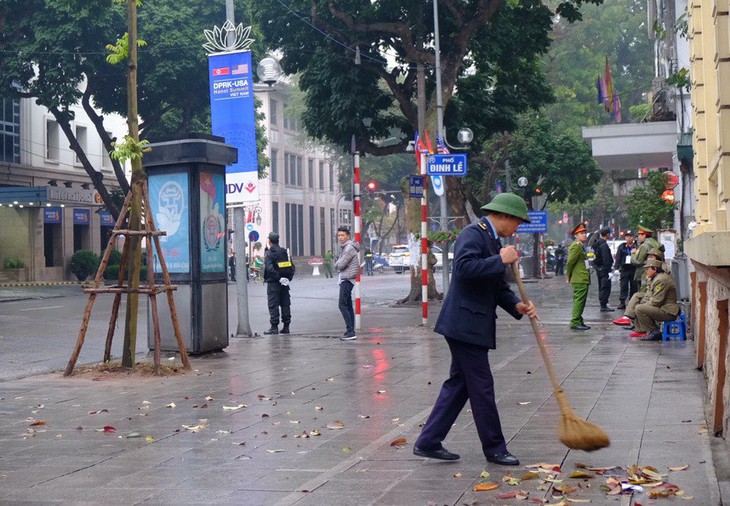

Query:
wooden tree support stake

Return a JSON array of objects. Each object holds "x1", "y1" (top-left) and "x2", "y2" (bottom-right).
[{"x1": 64, "y1": 182, "x2": 190, "y2": 376}]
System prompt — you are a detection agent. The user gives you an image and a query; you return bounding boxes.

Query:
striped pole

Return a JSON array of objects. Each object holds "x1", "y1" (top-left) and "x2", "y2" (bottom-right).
[
  {"x1": 420, "y1": 152, "x2": 428, "y2": 325},
  {"x1": 353, "y1": 152, "x2": 362, "y2": 330},
  {"x1": 540, "y1": 233, "x2": 546, "y2": 277}
]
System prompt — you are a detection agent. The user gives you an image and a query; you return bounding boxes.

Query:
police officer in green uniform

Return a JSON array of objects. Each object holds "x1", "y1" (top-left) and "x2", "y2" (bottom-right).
[
  {"x1": 632, "y1": 258, "x2": 680, "y2": 341},
  {"x1": 630, "y1": 225, "x2": 661, "y2": 294},
  {"x1": 566, "y1": 223, "x2": 590, "y2": 330},
  {"x1": 614, "y1": 247, "x2": 666, "y2": 328}
]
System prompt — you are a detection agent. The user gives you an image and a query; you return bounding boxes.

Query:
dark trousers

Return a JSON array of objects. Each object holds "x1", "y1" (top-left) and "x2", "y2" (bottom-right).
[
  {"x1": 365, "y1": 258, "x2": 374, "y2": 276},
  {"x1": 416, "y1": 338, "x2": 507, "y2": 457},
  {"x1": 596, "y1": 268, "x2": 611, "y2": 307},
  {"x1": 619, "y1": 269, "x2": 636, "y2": 301},
  {"x1": 338, "y1": 280, "x2": 355, "y2": 332},
  {"x1": 554, "y1": 259, "x2": 565, "y2": 276},
  {"x1": 266, "y1": 282, "x2": 291, "y2": 326}
]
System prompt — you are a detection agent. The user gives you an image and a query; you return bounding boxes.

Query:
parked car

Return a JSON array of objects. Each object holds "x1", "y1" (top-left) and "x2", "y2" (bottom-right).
[
  {"x1": 388, "y1": 245, "x2": 410, "y2": 274},
  {"x1": 431, "y1": 245, "x2": 454, "y2": 271}
]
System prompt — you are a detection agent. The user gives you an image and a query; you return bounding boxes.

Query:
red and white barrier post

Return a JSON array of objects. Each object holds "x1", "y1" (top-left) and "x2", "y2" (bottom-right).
[
  {"x1": 420, "y1": 152, "x2": 428, "y2": 325},
  {"x1": 353, "y1": 152, "x2": 362, "y2": 330}
]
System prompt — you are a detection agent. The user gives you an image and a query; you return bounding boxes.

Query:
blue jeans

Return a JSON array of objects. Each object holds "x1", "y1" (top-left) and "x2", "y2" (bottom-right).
[{"x1": 338, "y1": 280, "x2": 354, "y2": 333}]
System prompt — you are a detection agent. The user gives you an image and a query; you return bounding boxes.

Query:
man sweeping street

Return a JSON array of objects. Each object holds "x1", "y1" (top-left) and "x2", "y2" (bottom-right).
[{"x1": 414, "y1": 192, "x2": 538, "y2": 467}]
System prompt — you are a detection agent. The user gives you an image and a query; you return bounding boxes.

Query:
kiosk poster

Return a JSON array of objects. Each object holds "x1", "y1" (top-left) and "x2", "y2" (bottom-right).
[
  {"x1": 208, "y1": 50, "x2": 258, "y2": 204},
  {"x1": 200, "y1": 172, "x2": 226, "y2": 273},
  {"x1": 149, "y1": 172, "x2": 190, "y2": 273}
]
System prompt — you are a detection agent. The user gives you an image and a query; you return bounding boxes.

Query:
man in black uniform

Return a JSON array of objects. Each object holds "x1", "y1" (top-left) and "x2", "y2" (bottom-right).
[
  {"x1": 593, "y1": 228, "x2": 614, "y2": 312},
  {"x1": 414, "y1": 193, "x2": 537, "y2": 467},
  {"x1": 263, "y1": 232, "x2": 295, "y2": 335},
  {"x1": 613, "y1": 230, "x2": 637, "y2": 309}
]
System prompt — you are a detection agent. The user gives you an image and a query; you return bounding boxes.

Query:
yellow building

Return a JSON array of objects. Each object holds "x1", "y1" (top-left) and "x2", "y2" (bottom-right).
[{"x1": 686, "y1": 0, "x2": 730, "y2": 438}]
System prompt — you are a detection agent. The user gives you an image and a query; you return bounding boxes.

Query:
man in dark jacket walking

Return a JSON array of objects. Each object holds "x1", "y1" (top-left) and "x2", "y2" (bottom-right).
[
  {"x1": 594, "y1": 228, "x2": 614, "y2": 312},
  {"x1": 263, "y1": 232, "x2": 294, "y2": 335},
  {"x1": 414, "y1": 193, "x2": 538, "y2": 467}
]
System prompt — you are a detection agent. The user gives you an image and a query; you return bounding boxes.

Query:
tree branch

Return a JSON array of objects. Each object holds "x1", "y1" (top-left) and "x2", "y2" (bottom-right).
[{"x1": 81, "y1": 82, "x2": 131, "y2": 198}]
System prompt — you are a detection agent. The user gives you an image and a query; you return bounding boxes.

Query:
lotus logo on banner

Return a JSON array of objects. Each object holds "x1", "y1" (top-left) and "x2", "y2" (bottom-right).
[{"x1": 206, "y1": 24, "x2": 258, "y2": 205}]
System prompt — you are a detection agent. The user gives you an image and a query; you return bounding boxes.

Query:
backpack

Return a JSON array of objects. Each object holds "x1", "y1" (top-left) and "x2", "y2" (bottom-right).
[{"x1": 275, "y1": 248, "x2": 295, "y2": 280}]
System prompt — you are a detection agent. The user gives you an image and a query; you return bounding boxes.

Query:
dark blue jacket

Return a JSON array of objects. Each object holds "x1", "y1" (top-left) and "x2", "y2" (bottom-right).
[{"x1": 434, "y1": 217, "x2": 523, "y2": 349}]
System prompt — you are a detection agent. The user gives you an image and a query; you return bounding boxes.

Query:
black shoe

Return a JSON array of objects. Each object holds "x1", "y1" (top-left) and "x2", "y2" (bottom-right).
[
  {"x1": 600, "y1": 306, "x2": 615, "y2": 312},
  {"x1": 617, "y1": 302, "x2": 626, "y2": 310},
  {"x1": 413, "y1": 445, "x2": 460, "y2": 461},
  {"x1": 570, "y1": 325, "x2": 590, "y2": 331},
  {"x1": 486, "y1": 451, "x2": 520, "y2": 466},
  {"x1": 625, "y1": 325, "x2": 635, "y2": 331},
  {"x1": 264, "y1": 326, "x2": 279, "y2": 335},
  {"x1": 281, "y1": 325, "x2": 290, "y2": 334},
  {"x1": 641, "y1": 330, "x2": 663, "y2": 341},
  {"x1": 340, "y1": 331, "x2": 357, "y2": 341}
]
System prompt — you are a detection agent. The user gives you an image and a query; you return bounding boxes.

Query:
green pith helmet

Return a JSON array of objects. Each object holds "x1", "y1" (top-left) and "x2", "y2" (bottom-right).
[{"x1": 480, "y1": 193, "x2": 531, "y2": 223}]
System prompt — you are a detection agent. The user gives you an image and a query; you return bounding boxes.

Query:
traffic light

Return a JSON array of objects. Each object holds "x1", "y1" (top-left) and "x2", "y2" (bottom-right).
[
  {"x1": 535, "y1": 187, "x2": 542, "y2": 196},
  {"x1": 366, "y1": 181, "x2": 377, "y2": 191}
]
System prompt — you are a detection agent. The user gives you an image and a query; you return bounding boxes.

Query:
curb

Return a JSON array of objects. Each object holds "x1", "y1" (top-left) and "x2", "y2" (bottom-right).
[{"x1": 0, "y1": 281, "x2": 83, "y2": 288}]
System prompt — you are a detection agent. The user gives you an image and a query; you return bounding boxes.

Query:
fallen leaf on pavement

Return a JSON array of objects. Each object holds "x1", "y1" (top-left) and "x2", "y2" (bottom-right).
[
  {"x1": 480, "y1": 471, "x2": 490, "y2": 479},
  {"x1": 497, "y1": 491, "x2": 529, "y2": 499},
  {"x1": 502, "y1": 475, "x2": 521, "y2": 486},
  {"x1": 376, "y1": 390, "x2": 386, "y2": 394},
  {"x1": 223, "y1": 404, "x2": 247, "y2": 410},
  {"x1": 390, "y1": 437, "x2": 407, "y2": 447},
  {"x1": 518, "y1": 401, "x2": 531, "y2": 406},
  {"x1": 569, "y1": 471, "x2": 594, "y2": 479},
  {"x1": 520, "y1": 472, "x2": 540, "y2": 480},
  {"x1": 29, "y1": 420, "x2": 47, "y2": 426},
  {"x1": 205, "y1": 396, "x2": 214, "y2": 401},
  {"x1": 526, "y1": 463, "x2": 562, "y2": 473},
  {"x1": 325, "y1": 377, "x2": 334, "y2": 382},
  {"x1": 327, "y1": 420, "x2": 345, "y2": 430},
  {"x1": 668, "y1": 465, "x2": 689, "y2": 472},
  {"x1": 343, "y1": 446, "x2": 351, "y2": 453},
  {"x1": 473, "y1": 482, "x2": 499, "y2": 491},
  {"x1": 309, "y1": 429, "x2": 321, "y2": 436},
  {"x1": 257, "y1": 395, "x2": 271, "y2": 401},
  {"x1": 290, "y1": 420, "x2": 300, "y2": 424},
  {"x1": 97, "y1": 425, "x2": 116, "y2": 433},
  {"x1": 358, "y1": 414, "x2": 370, "y2": 419},
  {"x1": 315, "y1": 406, "x2": 324, "y2": 411},
  {"x1": 453, "y1": 472, "x2": 462, "y2": 478},
  {"x1": 166, "y1": 403, "x2": 176, "y2": 409},
  {"x1": 267, "y1": 449, "x2": 285, "y2": 453},
  {"x1": 125, "y1": 432, "x2": 141, "y2": 438}
]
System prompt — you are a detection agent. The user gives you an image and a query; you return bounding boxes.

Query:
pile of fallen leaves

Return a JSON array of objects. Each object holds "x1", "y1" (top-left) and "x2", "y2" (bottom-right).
[{"x1": 468, "y1": 462, "x2": 692, "y2": 503}]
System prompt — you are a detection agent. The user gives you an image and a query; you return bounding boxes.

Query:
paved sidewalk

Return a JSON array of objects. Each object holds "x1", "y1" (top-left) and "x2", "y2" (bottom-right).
[{"x1": 0, "y1": 276, "x2": 726, "y2": 505}]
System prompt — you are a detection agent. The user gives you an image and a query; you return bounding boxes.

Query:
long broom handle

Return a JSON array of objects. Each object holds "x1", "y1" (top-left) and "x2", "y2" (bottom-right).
[{"x1": 511, "y1": 262, "x2": 564, "y2": 394}]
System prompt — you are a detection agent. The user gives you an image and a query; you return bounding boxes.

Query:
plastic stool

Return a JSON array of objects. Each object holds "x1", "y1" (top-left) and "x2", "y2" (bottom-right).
[{"x1": 662, "y1": 313, "x2": 687, "y2": 341}]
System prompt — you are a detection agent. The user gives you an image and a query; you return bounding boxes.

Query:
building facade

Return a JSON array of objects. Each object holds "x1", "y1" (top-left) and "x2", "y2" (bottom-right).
[
  {"x1": 233, "y1": 83, "x2": 351, "y2": 263},
  {"x1": 0, "y1": 96, "x2": 126, "y2": 282},
  {"x1": 686, "y1": 0, "x2": 730, "y2": 438}
]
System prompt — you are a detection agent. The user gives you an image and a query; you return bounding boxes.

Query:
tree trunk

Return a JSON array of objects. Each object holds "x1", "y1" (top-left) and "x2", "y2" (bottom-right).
[{"x1": 121, "y1": 0, "x2": 143, "y2": 369}]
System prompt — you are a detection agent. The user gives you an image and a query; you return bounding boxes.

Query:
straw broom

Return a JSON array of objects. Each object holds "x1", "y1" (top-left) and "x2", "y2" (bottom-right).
[{"x1": 512, "y1": 263, "x2": 610, "y2": 452}]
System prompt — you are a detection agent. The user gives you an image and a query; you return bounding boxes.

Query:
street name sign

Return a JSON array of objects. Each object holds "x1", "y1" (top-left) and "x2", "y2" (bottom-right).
[{"x1": 426, "y1": 154, "x2": 468, "y2": 176}]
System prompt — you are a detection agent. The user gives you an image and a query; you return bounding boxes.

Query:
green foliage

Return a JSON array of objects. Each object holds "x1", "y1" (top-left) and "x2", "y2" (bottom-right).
[
  {"x1": 249, "y1": 0, "x2": 599, "y2": 157},
  {"x1": 624, "y1": 171, "x2": 675, "y2": 231},
  {"x1": 428, "y1": 230, "x2": 461, "y2": 246},
  {"x1": 484, "y1": 115, "x2": 603, "y2": 209},
  {"x1": 666, "y1": 68, "x2": 690, "y2": 91},
  {"x1": 629, "y1": 103, "x2": 652, "y2": 122},
  {"x1": 104, "y1": 263, "x2": 147, "y2": 281},
  {"x1": 70, "y1": 250, "x2": 100, "y2": 281},
  {"x1": 543, "y1": 0, "x2": 654, "y2": 132},
  {"x1": 110, "y1": 136, "x2": 151, "y2": 165},
  {"x1": 108, "y1": 249, "x2": 123, "y2": 266},
  {"x1": 105, "y1": 33, "x2": 147, "y2": 64},
  {"x1": 3, "y1": 257, "x2": 25, "y2": 269}
]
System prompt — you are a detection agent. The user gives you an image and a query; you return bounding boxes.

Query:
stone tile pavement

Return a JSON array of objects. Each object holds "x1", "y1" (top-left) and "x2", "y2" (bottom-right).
[{"x1": 0, "y1": 275, "x2": 727, "y2": 505}]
